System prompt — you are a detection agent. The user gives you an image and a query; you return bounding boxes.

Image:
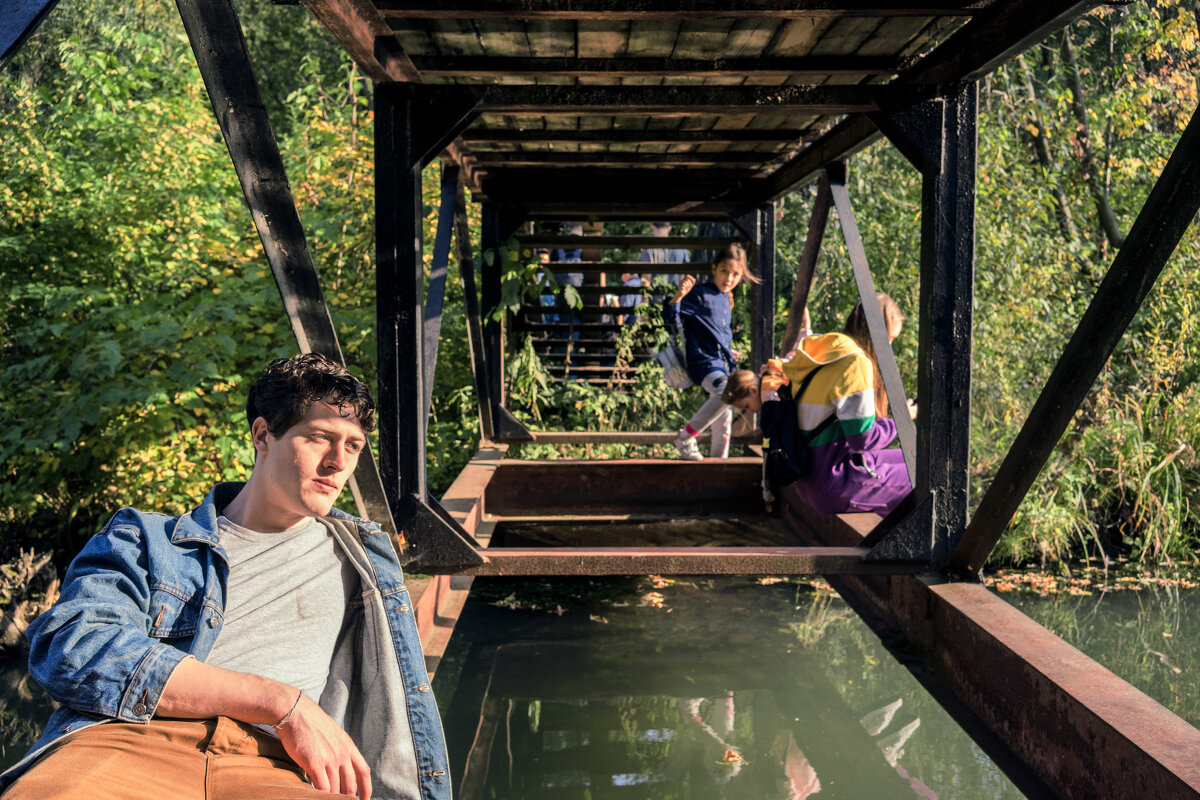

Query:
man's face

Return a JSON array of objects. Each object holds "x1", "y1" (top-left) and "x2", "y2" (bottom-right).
[{"x1": 250, "y1": 401, "x2": 366, "y2": 528}]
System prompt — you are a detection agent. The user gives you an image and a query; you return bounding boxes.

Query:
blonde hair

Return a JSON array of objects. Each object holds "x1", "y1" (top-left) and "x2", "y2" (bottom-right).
[
  {"x1": 721, "y1": 369, "x2": 759, "y2": 405},
  {"x1": 843, "y1": 292, "x2": 904, "y2": 417}
]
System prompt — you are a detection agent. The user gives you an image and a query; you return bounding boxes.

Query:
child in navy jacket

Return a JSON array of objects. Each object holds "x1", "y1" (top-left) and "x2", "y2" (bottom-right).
[{"x1": 663, "y1": 243, "x2": 759, "y2": 460}]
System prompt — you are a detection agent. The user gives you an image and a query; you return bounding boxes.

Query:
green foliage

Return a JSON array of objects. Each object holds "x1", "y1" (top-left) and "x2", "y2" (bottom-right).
[
  {"x1": 3, "y1": 0, "x2": 1200, "y2": 570},
  {"x1": 769, "y1": 1, "x2": 1200, "y2": 566}
]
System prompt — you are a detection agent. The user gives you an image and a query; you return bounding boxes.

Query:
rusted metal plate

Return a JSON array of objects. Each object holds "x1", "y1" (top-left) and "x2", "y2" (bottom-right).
[
  {"x1": 485, "y1": 458, "x2": 763, "y2": 516},
  {"x1": 500, "y1": 431, "x2": 761, "y2": 445},
  {"x1": 410, "y1": 446, "x2": 506, "y2": 675},
  {"x1": 452, "y1": 545, "x2": 899, "y2": 575}
]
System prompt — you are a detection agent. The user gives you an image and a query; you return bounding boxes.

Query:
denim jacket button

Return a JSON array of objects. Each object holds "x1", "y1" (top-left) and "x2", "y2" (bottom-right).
[
  {"x1": 132, "y1": 702, "x2": 147, "y2": 716},
  {"x1": 415, "y1": 685, "x2": 430, "y2": 693},
  {"x1": 208, "y1": 617, "x2": 218, "y2": 628}
]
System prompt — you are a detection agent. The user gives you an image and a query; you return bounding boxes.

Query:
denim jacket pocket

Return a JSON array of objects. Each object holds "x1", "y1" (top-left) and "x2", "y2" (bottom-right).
[{"x1": 146, "y1": 586, "x2": 202, "y2": 640}]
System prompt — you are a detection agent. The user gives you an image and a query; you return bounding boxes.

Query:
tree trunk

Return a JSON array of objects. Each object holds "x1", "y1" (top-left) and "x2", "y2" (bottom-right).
[{"x1": 1060, "y1": 30, "x2": 1126, "y2": 250}]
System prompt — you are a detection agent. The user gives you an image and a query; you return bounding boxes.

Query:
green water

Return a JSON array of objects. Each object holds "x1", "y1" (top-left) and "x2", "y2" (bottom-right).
[
  {"x1": 434, "y1": 577, "x2": 1024, "y2": 800},
  {"x1": 1001, "y1": 574, "x2": 1200, "y2": 730}
]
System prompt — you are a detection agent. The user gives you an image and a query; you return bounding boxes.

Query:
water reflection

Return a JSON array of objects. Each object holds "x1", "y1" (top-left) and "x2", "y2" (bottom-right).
[
  {"x1": 435, "y1": 577, "x2": 1022, "y2": 800},
  {"x1": 1000, "y1": 576, "x2": 1200, "y2": 728}
]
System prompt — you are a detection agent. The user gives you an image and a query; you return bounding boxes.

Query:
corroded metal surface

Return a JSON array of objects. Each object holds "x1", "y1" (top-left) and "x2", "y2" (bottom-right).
[
  {"x1": 453, "y1": 546, "x2": 890, "y2": 576},
  {"x1": 485, "y1": 458, "x2": 764, "y2": 517}
]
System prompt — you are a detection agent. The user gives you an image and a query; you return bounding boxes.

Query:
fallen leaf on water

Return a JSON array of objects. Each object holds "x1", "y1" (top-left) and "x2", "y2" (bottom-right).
[
  {"x1": 640, "y1": 591, "x2": 665, "y2": 608},
  {"x1": 716, "y1": 749, "x2": 747, "y2": 765}
]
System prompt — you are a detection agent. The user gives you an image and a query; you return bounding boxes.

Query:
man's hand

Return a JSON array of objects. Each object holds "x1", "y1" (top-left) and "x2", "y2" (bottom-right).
[
  {"x1": 277, "y1": 694, "x2": 372, "y2": 799},
  {"x1": 158, "y1": 658, "x2": 372, "y2": 798}
]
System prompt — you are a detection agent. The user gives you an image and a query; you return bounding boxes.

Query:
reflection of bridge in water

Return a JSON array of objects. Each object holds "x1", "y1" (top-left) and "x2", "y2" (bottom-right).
[
  {"x1": 9, "y1": 0, "x2": 1200, "y2": 795},
  {"x1": 440, "y1": 579, "x2": 943, "y2": 799}
]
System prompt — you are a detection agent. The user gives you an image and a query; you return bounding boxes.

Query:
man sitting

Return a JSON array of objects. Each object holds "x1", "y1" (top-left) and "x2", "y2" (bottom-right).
[{"x1": 1, "y1": 354, "x2": 449, "y2": 800}]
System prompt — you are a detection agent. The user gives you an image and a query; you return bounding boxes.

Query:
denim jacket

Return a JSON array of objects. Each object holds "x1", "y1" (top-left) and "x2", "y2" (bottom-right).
[{"x1": 0, "y1": 483, "x2": 451, "y2": 800}]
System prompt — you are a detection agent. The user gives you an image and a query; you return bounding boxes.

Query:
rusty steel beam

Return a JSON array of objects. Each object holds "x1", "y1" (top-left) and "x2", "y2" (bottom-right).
[
  {"x1": 780, "y1": 490, "x2": 1200, "y2": 797},
  {"x1": 300, "y1": 0, "x2": 420, "y2": 82},
  {"x1": 495, "y1": 431, "x2": 761, "y2": 446},
  {"x1": 453, "y1": 546, "x2": 901, "y2": 576},
  {"x1": 485, "y1": 458, "x2": 764, "y2": 517},
  {"x1": 176, "y1": 0, "x2": 400, "y2": 542},
  {"x1": 1, "y1": 0, "x2": 60, "y2": 71},
  {"x1": 517, "y1": 233, "x2": 744, "y2": 250},
  {"x1": 951, "y1": 103, "x2": 1200, "y2": 575}
]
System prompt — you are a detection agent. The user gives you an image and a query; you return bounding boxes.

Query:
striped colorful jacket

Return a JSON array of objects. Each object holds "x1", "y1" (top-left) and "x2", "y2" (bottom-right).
[{"x1": 774, "y1": 332, "x2": 910, "y2": 515}]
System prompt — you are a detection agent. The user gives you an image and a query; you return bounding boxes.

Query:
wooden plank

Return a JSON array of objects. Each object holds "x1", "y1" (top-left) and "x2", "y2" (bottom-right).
[
  {"x1": 672, "y1": 18, "x2": 735, "y2": 62},
  {"x1": 376, "y1": 1, "x2": 990, "y2": 19},
  {"x1": 475, "y1": 150, "x2": 772, "y2": 166},
  {"x1": 766, "y1": 16, "x2": 838, "y2": 55},
  {"x1": 523, "y1": 17, "x2": 574, "y2": 57},
  {"x1": 576, "y1": 18, "x2": 630, "y2": 58},
  {"x1": 809, "y1": 15, "x2": 886, "y2": 57},
  {"x1": 411, "y1": 54, "x2": 902, "y2": 77},
  {"x1": 468, "y1": 84, "x2": 877, "y2": 115}
]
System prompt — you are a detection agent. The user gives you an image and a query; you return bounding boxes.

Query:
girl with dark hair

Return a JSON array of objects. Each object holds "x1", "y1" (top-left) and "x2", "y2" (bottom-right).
[{"x1": 665, "y1": 243, "x2": 759, "y2": 460}]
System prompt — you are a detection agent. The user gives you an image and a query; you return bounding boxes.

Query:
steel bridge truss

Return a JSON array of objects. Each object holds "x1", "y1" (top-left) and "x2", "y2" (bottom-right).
[{"x1": 16, "y1": 0, "x2": 1194, "y2": 794}]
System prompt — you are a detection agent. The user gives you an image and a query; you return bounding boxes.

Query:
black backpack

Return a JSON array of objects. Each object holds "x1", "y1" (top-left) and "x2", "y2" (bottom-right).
[{"x1": 762, "y1": 365, "x2": 838, "y2": 490}]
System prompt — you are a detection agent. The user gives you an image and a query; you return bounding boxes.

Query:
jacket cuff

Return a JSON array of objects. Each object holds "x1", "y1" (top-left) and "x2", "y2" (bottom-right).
[{"x1": 118, "y1": 644, "x2": 191, "y2": 722}]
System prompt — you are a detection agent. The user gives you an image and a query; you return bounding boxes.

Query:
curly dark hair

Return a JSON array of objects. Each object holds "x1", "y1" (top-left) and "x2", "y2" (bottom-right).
[{"x1": 245, "y1": 353, "x2": 377, "y2": 436}]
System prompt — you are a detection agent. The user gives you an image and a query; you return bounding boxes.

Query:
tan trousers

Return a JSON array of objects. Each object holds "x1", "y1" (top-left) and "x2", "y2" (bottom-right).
[{"x1": 3, "y1": 716, "x2": 356, "y2": 800}]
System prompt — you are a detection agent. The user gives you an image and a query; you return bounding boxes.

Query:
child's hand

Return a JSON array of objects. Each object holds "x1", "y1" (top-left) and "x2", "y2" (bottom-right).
[
  {"x1": 761, "y1": 358, "x2": 785, "y2": 377},
  {"x1": 671, "y1": 275, "x2": 696, "y2": 304},
  {"x1": 731, "y1": 348, "x2": 741, "y2": 360}
]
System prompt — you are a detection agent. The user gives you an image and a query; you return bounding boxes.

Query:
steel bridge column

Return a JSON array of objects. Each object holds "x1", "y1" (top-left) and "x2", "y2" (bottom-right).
[
  {"x1": 375, "y1": 84, "x2": 428, "y2": 512},
  {"x1": 479, "y1": 203, "x2": 505, "y2": 435},
  {"x1": 374, "y1": 84, "x2": 482, "y2": 568},
  {"x1": 863, "y1": 83, "x2": 977, "y2": 564},
  {"x1": 752, "y1": 204, "x2": 776, "y2": 373},
  {"x1": 918, "y1": 83, "x2": 977, "y2": 566}
]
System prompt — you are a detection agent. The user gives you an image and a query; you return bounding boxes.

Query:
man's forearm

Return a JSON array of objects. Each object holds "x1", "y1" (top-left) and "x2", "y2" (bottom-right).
[{"x1": 158, "y1": 656, "x2": 295, "y2": 725}]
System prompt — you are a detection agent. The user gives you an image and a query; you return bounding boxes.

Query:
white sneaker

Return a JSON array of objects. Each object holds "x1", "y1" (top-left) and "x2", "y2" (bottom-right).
[{"x1": 674, "y1": 431, "x2": 703, "y2": 461}]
